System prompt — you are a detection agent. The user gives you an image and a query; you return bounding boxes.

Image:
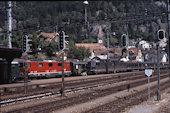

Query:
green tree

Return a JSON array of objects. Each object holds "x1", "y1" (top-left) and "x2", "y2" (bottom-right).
[
  {"x1": 66, "y1": 40, "x2": 77, "y2": 59},
  {"x1": 40, "y1": 39, "x2": 58, "y2": 57},
  {"x1": 11, "y1": 32, "x2": 23, "y2": 48},
  {"x1": 30, "y1": 33, "x2": 40, "y2": 51},
  {"x1": 67, "y1": 40, "x2": 91, "y2": 60}
]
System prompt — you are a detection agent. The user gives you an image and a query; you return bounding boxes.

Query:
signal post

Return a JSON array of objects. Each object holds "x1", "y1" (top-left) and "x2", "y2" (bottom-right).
[
  {"x1": 22, "y1": 34, "x2": 32, "y2": 95},
  {"x1": 157, "y1": 29, "x2": 165, "y2": 101},
  {"x1": 59, "y1": 30, "x2": 66, "y2": 96}
]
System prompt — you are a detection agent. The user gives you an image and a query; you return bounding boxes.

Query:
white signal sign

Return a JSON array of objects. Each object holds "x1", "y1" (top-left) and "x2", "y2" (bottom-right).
[{"x1": 145, "y1": 69, "x2": 152, "y2": 77}]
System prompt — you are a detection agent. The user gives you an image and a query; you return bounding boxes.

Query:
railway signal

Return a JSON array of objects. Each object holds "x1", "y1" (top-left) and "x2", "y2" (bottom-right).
[
  {"x1": 157, "y1": 29, "x2": 165, "y2": 40},
  {"x1": 121, "y1": 34, "x2": 127, "y2": 47},
  {"x1": 22, "y1": 35, "x2": 27, "y2": 53},
  {"x1": 59, "y1": 30, "x2": 65, "y2": 51},
  {"x1": 22, "y1": 35, "x2": 32, "y2": 53},
  {"x1": 26, "y1": 35, "x2": 32, "y2": 53},
  {"x1": 58, "y1": 30, "x2": 66, "y2": 96}
]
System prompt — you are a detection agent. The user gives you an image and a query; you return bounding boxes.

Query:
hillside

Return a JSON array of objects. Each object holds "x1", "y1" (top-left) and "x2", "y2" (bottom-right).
[{"x1": 0, "y1": 0, "x2": 167, "y2": 47}]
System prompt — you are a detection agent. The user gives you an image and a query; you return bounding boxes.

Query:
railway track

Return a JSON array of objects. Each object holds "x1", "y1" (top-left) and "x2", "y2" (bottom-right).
[
  {"x1": 1, "y1": 70, "x2": 169, "y2": 113},
  {"x1": 1, "y1": 71, "x2": 147, "y2": 106},
  {"x1": 83, "y1": 79, "x2": 170, "y2": 113},
  {"x1": 1, "y1": 70, "x2": 153, "y2": 100}
]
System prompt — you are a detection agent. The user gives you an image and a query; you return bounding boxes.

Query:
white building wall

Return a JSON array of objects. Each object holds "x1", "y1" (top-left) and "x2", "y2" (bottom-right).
[{"x1": 161, "y1": 54, "x2": 167, "y2": 63}]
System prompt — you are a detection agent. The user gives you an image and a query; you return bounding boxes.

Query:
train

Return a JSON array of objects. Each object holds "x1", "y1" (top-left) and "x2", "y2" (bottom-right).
[
  {"x1": 11, "y1": 58, "x2": 168, "y2": 81},
  {"x1": 18, "y1": 59, "x2": 71, "y2": 79},
  {"x1": 72, "y1": 59, "x2": 168, "y2": 75}
]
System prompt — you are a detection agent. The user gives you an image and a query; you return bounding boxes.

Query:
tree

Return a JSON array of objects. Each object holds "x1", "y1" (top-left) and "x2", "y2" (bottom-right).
[
  {"x1": 40, "y1": 39, "x2": 58, "y2": 57},
  {"x1": 66, "y1": 40, "x2": 91, "y2": 60},
  {"x1": 30, "y1": 33, "x2": 40, "y2": 51},
  {"x1": 11, "y1": 32, "x2": 23, "y2": 48},
  {"x1": 66, "y1": 40, "x2": 77, "y2": 59}
]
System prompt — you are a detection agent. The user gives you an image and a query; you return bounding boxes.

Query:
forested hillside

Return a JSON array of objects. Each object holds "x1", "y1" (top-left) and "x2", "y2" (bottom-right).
[{"x1": 0, "y1": 0, "x2": 167, "y2": 47}]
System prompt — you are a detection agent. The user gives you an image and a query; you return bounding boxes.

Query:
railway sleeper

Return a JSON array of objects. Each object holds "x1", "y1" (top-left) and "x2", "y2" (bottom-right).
[{"x1": 83, "y1": 80, "x2": 169, "y2": 113}]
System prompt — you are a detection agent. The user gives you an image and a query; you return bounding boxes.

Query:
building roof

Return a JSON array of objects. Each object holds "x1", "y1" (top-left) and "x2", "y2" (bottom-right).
[
  {"x1": 127, "y1": 48, "x2": 141, "y2": 56},
  {"x1": 39, "y1": 32, "x2": 59, "y2": 41},
  {"x1": 76, "y1": 43, "x2": 107, "y2": 56},
  {"x1": 76, "y1": 43, "x2": 107, "y2": 52}
]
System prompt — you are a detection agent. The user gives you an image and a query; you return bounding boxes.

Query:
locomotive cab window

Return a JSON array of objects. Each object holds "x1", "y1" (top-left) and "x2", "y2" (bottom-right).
[
  {"x1": 49, "y1": 63, "x2": 53, "y2": 67},
  {"x1": 38, "y1": 63, "x2": 43, "y2": 67},
  {"x1": 19, "y1": 63, "x2": 25, "y2": 68},
  {"x1": 58, "y1": 63, "x2": 62, "y2": 67}
]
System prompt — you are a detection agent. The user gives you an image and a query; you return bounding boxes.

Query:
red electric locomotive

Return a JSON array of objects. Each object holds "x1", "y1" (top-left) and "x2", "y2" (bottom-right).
[{"x1": 20, "y1": 60, "x2": 72, "y2": 78}]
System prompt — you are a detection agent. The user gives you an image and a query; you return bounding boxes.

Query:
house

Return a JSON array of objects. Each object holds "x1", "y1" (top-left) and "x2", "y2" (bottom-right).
[
  {"x1": 138, "y1": 40, "x2": 152, "y2": 50},
  {"x1": 143, "y1": 48, "x2": 168, "y2": 63},
  {"x1": 128, "y1": 39, "x2": 136, "y2": 49},
  {"x1": 75, "y1": 43, "x2": 108, "y2": 60},
  {"x1": 161, "y1": 52, "x2": 167, "y2": 63},
  {"x1": 109, "y1": 47, "x2": 122, "y2": 59},
  {"x1": 142, "y1": 49, "x2": 157, "y2": 62},
  {"x1": 38, "y1": 32, "x2": 59, "y2": 42},
  {"x1": 121, "y1": 48, "x2": 144, "y2": 62}
]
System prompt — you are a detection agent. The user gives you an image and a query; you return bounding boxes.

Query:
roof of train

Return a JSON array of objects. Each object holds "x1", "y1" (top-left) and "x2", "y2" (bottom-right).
[{"x1": 12, "y1": 58, "x2": 70, "y2": 63}]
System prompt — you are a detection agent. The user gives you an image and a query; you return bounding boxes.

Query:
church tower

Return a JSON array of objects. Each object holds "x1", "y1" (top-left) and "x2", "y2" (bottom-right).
[{"x1": 97, "y1": 26, "x2": 103, "y2": 45}]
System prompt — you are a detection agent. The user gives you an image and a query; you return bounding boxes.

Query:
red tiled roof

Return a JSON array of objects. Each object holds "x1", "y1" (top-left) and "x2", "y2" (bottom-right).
[
  {"x1": 76, "y1": 43, "x2": 107, "y2": 52},
  {"x1": 39, "y1": 32, "x2": 59, "y2": 41},
  {"x1": 76, "y1": 43, "x2": 107, "y2": 56},
  {"x1": 109, "y1": 47, "x2": 122, "y2": 58}
]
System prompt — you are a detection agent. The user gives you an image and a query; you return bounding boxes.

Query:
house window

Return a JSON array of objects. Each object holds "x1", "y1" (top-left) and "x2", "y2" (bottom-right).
[
  {"x1": 38, "y1": 63, "x2": 43, "y2": 67},
  {"x1": 49, "y1": 63, "x2": 53, "y2": 67},
  {"x1": 58, "y1": 63, "x2": 62, "y2": 67}
]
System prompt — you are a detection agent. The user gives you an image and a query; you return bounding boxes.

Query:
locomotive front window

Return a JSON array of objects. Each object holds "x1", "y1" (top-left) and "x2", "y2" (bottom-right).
[
  {"x1": 58, "y1": 63, "x2": 62, "y2": 67},
  {"x1": 49, "y1": 63, "x2": 53, "y2": 67},
  {"x1": 38, "y1": 63, "x2": 43, "y2": 67},
  {"x1": 19, "y1": 63, "x2": 25, "y2": 68}
]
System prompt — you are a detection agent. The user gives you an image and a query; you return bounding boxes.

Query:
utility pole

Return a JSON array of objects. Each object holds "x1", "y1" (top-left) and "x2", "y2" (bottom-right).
[
  {"x1": 61, "y1": 50, "x2": 65, "y2": 96},
  {"x1": 167, "y1": 0, "x2": 170, "y2": 72},
  {"x1": 24, "y1": 54, "x2": 28, "y2": 95},
  {"x1": 126, "y1": 24, "x2": 129, "y2": 59},
  {"x1": 157, "y1": 43, "x2": 161, "y2": 101},
  {"x1": 0, "y1": 92, "x2": 1, "y2": 113},
  {"x1": 157, "y1": 29, "x2": 165, "y2": 101},
  {"x1": 59, "y1": 30, "x2": 65, "y2": 96},
  {"x1": 7, "y1": 1, "x2": 12, "y2": 48},
  {"x1": 106, "y1": 30, "x2": 109, "y2": 73},
  {"x1": 83, "y1": 0, "x2": 88, "y2": 39},
  {"x1": 22, "y1": 34, "x2": 30, "y2": 95}
]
